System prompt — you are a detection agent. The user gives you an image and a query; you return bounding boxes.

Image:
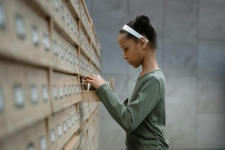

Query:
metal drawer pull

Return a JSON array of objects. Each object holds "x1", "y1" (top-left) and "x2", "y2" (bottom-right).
[
  {"x1": 60, "y1": 45, "x2": 63, "y2": 59},
  {"x1": 60, "y1": 86, "x2": 63, "y2": 98},
  {"x1": 0, "y1": 86, "x2": 4, "y2": 112},
  {"x1": 53, "y1": 85, "x2": 57, "y2": 100},
  {"x1": 15, "y1": 14, "x2": 26, "y2": 39},
  {"x1": 65, "y1": 13, "x2": 69, "y2": 26},
  {"x1": 67, "y1": 118, "x2": 71, "y2": 129},
  {"x1": 76, "y1": 56, "x2": 79, "y2": 66},
  {"x1": 72, "y1": 114, "x2": 75, "y2": 125},
  {"x1": 70, "y1": 17, "x2": 73, "y2": 29},
  {"x1": 57, "y1": 124, "x2": 62, "y2": 137},
  {"x1": 51, "y1": 129, "x2": 55, "y2": 143},
  {"x1": 70, "y1": 52, "x2": 73, "y2": 63},
  {"x1": 40, "y1": 136, "x2": 47, "y2": 150},
  {"x1": 27, "y1": 143, "x2": 34, "y2": 150},
  {"x1": 68, "y1": 84, "x2": 71, "y2": 95},
  {"x1": 73, "y1": 54, "x2": 76, "y2": 65},
  {"x1": 30, "y1": 84, "x2": 38, "y2": 104},
  {"x1": 75, "y1": 113, "x2": 78, "y2": 122},
  {"x1": 65, "y1": 49, "x2": 68, "y2": 61},
  {"x1": 60, "y1": 5, "x2": 64, "y2": 19},
  {"x1": 76, "y1": 85, "x2": 79, "y2": 94},
  {"x1": 53, "y1": 40, "x2": 58, "y2": 55},
  {"x1": 63, "y1": 121, "x2": 67, "y2": 133},
  {"x1": 42, "y1": 85, "x2": 48, "y2": 102},
  {"x1": 72, "y1": 84, "x2": 75, "y2": 94},
  {"x1": 79, "y1": 85, "x2": 82, "y2": 93},
  {"x1": 31, "y1": 26, "x2": 39, "y2": 46},
  {"x1": 54, "y1": 0, "x2": 59, "y2": 10},
  {"x1": 0, "y1": 2, "x2": 6, "y2": 29},
  {"x1": 64, "y1": 85, "x2": 67, "y2": 96},
  {"x1": 14, "y1": 85, "x2": 24, "y2": 108},
  {"x1": 43, "y1": 33, "x2": 50, "y2": 51}
]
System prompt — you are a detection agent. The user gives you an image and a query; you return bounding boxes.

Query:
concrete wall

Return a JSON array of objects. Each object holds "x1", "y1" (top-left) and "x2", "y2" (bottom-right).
[{"x1": 85, "y1": 0, "x2": 225, "y2": 149}]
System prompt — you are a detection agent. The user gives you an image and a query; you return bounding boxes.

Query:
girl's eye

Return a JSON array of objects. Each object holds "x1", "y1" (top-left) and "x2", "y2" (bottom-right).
[{"x1": 124, "y1": 48, "x2": 128, "y2": 51}]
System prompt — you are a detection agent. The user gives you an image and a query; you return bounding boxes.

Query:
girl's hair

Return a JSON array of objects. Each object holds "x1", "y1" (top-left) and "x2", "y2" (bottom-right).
[{"x1": 119, "y1": 15, "x2": 157, "y2": 50}]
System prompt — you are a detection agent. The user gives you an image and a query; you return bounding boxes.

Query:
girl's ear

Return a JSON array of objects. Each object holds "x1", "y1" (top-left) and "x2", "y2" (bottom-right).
[{"x1": 139, "y1": 38, "x2": 147, "y2": 49}]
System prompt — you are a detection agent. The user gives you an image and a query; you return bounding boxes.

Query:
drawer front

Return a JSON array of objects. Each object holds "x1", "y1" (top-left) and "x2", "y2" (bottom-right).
[
  {"x1": 80, "y1": 2, "x2": 92, "y2": 40},
  {"x1": 49, "y1": 105, "x2": 79, "y2": 150},
  {"x1": 52, "y1": 30, "x2": 79, "y2": 74},
  {"x1": 90, "y1": 63, "x2": 100, "y2": 75},
  {"x1": 80, "y1": 29, "x2": 90, "y2": 58},
  {"x1": 51, "y1": 72, "x2": 81, "y2": 113},
  {"x1": 91, "y1": 46, "x2": 101, "y2": 70},
  {"x1": 52, "y1": 0, "x2": 79, "y2": 45},
  {"x1": 77, "y1": 101, "x2": 89, "y2": 128},
  {"x1": 0, "y1": 120, "x2": 48, "y2": 150},
  {"x1": 80, "y1": 53, "x2": 90, "y2": 77}
]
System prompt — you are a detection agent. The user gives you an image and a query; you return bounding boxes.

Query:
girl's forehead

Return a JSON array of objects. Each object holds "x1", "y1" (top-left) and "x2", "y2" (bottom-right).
[
  {"x1": 118, "y1": 34, "x2": 128, "y2": 47},
  {"x1": 118, "y1": 33, "x2": 129, "y2": 44}
]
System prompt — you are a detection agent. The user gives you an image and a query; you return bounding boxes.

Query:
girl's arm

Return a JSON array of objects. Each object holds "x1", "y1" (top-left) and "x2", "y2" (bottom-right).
[{"x1": 95, "y1": 76, "x2": 160, "y2": 133}]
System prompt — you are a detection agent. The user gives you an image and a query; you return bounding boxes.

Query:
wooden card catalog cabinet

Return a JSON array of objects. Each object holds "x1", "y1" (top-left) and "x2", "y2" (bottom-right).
[{"x1": 0, "y1": 0, "x2": 102, "y2": 149}]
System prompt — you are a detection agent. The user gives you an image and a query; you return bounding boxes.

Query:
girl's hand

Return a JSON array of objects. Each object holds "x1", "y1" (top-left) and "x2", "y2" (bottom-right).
[{"x1": 84, "y1": 74, "x2": 106, "y2": 89}]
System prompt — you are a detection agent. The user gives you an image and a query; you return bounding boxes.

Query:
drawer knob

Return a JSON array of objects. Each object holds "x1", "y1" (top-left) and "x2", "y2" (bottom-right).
[
  {"x1": 50, "y1": 129, "x2": 55, "y2": 143},
  {"x1": 72, "y1": 114, "x2": 75, "y2": 125},
  {"x1": 31, "y1": 26, "x2": 39, "y2": 46},
  {"x1": 67, "y1": 118, "x2": 71, "y2": 129},
  {"x1": 42, "y1": 85, "x2": 48, "y2": 102},
  {"x1": 60, "y1": 86, "x2": 63, "y2": 98},
  {"x1": 15, "y1": 14, "x2": 26, "y2": 39},
  {"x1": 53, "y1": 40, "x2": 58, "y2": 55},
  {"x1": 27, "y1": 143, "x2": 34, "y2": 150},
  {"x1": 0, "y1": 2, "x2": 6, "y2": 28},
  {"x1": 14, "y1": 85, "x2": 25, "y2": 108},
  {"x1": 43, "y1": 33, "x2": 50, "y2": 51},
  {"x1": 63, "y1": 121, "x2": 67, "y2": 133},
  {"x1": 64, "y1": 85, "x2": 67, "y2": 96},
  {"x1": 53, "y1": 85, "x2": 57, "y2": 100},
  {"x1": 57, "y1": 124, "x2": 62, "y2": 137},
  {"x1": 30, "y1": 84, "x2": 38, "y2": 104},
  {"x1": 40, "y1": 136, "x2": 47, "y2": 150},
  {"x1": 0, "y1": 86, "x2": 4, "y2": 112}
]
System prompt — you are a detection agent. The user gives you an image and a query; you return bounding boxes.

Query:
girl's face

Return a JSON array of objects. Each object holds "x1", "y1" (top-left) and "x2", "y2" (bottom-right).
[{"x1": 118, "y1": 33, "x2": 145, "y2": 68}]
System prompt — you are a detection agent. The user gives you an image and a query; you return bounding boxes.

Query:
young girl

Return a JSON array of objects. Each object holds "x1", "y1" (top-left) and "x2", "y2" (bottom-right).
[{"x1": 84, "y1": 15, "x2": 170, "y2": 150}]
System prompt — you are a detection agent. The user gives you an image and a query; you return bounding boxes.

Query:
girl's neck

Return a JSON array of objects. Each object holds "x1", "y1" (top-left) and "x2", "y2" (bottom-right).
[{"x1": 139, "y1": 51, "x2": 159, "y2": 77}]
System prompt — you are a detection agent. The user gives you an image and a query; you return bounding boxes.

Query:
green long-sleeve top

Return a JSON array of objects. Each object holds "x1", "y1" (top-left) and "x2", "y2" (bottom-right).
[{"x1": 96, "y1": 69, "x2": 170, "y2": 150}]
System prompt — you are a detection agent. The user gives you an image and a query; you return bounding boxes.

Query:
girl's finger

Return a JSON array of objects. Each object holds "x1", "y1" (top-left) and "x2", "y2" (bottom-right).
[
  {"x1": 84, "y1": 79, "x2": 93, "y2": 84},
  {"x1": 84, "y1": 75, "x2": 95, "y2": 80},
  {"x1": 90, "y1": 74, "x2": 97, "y2": 78}
]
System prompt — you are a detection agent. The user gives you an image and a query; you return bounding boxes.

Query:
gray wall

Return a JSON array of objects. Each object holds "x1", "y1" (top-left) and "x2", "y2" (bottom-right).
[{"x1": 85, "y1": 0, "x2": 225, "y2": 149}]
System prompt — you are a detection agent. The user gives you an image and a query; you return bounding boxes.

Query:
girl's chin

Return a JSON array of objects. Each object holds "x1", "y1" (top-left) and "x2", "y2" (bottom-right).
[{"x1": 131, "y1": 63, "x2": 140, "y2": 68}]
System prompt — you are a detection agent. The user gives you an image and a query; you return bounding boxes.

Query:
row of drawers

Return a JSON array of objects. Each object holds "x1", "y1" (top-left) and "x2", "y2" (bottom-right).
[
  {"x1": 0, "y1": 60, "x2": 100, "y2": 140},
  {"x1": 0, "y1": 0, "x2": 101, "y2": 74},
  {"x1": 22, "y1": 0, "x2": 100, "y2": 54},
  {"x1": 0, "y1": 103, "x2": 100, "y2": 150},
  {"x1": 91, "y1": 46, "x2": 101, "y2": 70}
]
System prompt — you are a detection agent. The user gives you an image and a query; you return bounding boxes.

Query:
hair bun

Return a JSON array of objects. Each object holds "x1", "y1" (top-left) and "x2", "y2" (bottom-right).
[{"x1": 135, "y1": 15, "x2": 150, "y2": 27}]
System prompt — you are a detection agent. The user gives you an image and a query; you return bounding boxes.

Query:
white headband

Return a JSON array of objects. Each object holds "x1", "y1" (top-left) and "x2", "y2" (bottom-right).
[{"x1": 122, "y1": 25, "x2": 148, "y2": 43}]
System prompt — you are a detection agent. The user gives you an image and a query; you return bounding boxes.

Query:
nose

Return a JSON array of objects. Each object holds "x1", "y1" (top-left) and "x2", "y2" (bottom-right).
[{"x1": 123, "y1": 53, "x2": 127, "y2": 60}]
